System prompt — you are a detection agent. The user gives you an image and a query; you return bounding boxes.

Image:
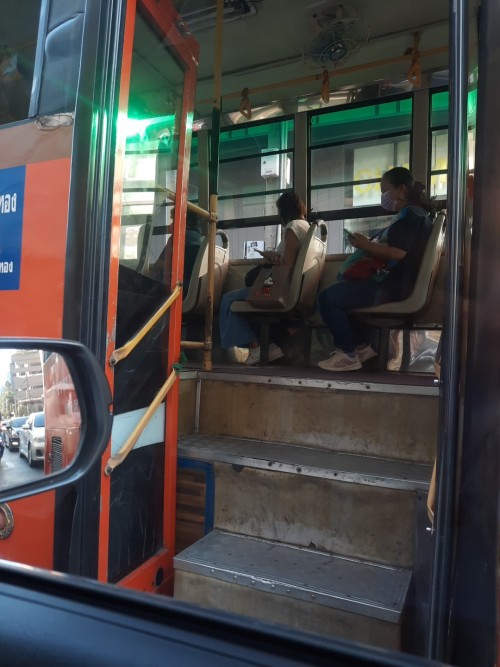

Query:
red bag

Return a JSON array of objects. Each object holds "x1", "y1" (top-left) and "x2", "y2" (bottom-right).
[
  {"x1": 246, "y1": 265, "x2": 291, "y2": 309},
  {"x1": 342, "y1": 256, "x2": 386, "y2": 280}
]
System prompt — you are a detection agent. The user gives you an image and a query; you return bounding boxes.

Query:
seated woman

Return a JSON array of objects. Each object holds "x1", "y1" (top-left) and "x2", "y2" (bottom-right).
[
  {"x1": 317, "y1": 167, "x2": 434, "y2": 372},
  {"x1": 220, "y1": 191, "x2": 310, "y2": 365}
]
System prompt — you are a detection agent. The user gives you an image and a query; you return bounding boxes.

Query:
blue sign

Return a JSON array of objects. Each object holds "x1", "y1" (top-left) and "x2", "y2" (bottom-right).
[{"x1": 0, "y1": 166, "x2": 25, "y2": 290}]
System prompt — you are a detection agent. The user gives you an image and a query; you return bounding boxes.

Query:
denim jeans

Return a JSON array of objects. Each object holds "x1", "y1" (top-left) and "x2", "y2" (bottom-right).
[
  {"x1": 219, "y1": 287, "x2": 258, "y2": 349},
  {"x1": 317, "y1": 279, "x2": 381, "y2": 353}
]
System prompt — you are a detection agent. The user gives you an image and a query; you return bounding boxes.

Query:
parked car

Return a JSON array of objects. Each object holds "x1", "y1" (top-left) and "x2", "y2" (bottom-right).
[
  {"x1": 5, "y1": 416, "x2": 25, "y2": 450},
  {"x1": 19, "y1": 412, "x2": 46, "y2": 466}
]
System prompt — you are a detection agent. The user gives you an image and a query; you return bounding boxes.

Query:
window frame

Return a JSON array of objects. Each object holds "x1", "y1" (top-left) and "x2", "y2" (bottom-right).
[{"x1": 307, "y1": 93, "x2": 414, "y2": 222}]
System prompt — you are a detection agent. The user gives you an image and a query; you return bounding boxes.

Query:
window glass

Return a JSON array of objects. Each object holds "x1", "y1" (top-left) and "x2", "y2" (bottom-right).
[
  {"x1": 219, "y1": 119, "x2": 294, "y2": 159},
  {"x1": 310, "y1": 100, "x2": 412, "y2": 216},
  {"x1": 112, "y1": 11, "x2": 187, "y2": 585},
  {"x1": 429, "y1": 129, "x2": 448, "y2": 199},
  {"x1": 430, "y1": 90, "x2": 449, "y2": 128},
  {"x1": 216, "y1": 119, "x2": 295, "y2": 226},
  {"x1": 429, "y1": 90, "x2": 476, "y2": 200},
  {"x1": 310, "y1": 98, "x2": 412, "y2": 146},
  {"x1": 218, "y1": 193, "x2": 286, "y2": 224},
  {"x1": 116, "y1": 10, "x2": 185, "y2": 412},
  {"x1": 311, "y1": 137, "x2": 410, "y2": 212},
  {"x1": 33, "y1": 413, "x2": 45, "y2": 427},
  {"x1": 219, "y1": 152, "x2": 293, "y2": 198},
  {"x1": 0, "y1": 0, "x2": 42, "y2": 125},
  {"x1": 188, "y1": 134, "x2": 199, "y2": 202}
]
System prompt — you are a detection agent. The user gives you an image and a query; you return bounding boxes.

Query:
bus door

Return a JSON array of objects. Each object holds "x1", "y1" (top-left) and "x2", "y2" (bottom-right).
[{"x1": 99, "y1": 1, "x2": 198, "y2": 592}]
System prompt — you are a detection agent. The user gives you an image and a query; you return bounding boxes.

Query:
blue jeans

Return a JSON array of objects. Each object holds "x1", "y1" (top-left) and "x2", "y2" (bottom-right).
[
  {"x1": 317, "y1": 279, "x2": 381, "y2": 354},
  {"x1": 219, "y1": 287, "x2": 258, "y2": 349}
]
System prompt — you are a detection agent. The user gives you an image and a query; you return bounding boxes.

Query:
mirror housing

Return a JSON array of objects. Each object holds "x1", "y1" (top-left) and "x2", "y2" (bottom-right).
[{"x1": 0, "y1": 339, "x2": 112, "y2": 503}]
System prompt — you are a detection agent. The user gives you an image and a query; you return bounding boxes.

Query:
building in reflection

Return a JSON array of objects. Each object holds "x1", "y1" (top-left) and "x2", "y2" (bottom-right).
[{"x1": 9, "y1": 350, "x2": 44, "y2": 415}]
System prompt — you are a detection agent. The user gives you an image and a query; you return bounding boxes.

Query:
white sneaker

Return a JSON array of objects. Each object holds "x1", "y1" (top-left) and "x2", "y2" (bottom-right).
[
  {"x1": 356, "y1": 344, "x2": 377, "y2": 364},
  {"x1": 245, "y1": 348, "x2": 261, "y2": 365},
  {"x1": 229, "y1": 347, "x2": 250, "y2": 363},
  {"x1": 267, "y1": 343, "x2": 285, "y2": 362},
  {"x1": 245, "y1": 343, "x2": 285, "y2": 365},
  {"x1": 318, "y1": 351, "x2": 362, "y2": 371}
]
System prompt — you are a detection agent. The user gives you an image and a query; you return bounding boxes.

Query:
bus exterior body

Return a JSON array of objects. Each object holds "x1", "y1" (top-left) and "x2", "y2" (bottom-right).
[{"x1": 43, "y1": 353, "x2": 81, "y2": 475}]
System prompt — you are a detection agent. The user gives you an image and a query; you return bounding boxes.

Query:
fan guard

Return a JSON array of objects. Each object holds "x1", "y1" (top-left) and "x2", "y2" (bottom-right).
[{"x1": 305, "y1": 15, "x2": 369, "y2": 68}]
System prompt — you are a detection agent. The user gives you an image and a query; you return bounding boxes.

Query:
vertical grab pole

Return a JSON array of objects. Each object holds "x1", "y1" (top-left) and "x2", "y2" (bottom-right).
[
  {"x1": 203, "y1": 0, "x2": 224, "y2": 371},
  {"x1": 427, "y1": 0, "x2": 469, "y2": 660}
]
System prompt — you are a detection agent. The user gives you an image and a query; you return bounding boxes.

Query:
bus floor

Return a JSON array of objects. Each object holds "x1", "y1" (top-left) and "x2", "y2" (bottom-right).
[{"x1": 181, "y1": 328, "x2": 440, "y2": 386}]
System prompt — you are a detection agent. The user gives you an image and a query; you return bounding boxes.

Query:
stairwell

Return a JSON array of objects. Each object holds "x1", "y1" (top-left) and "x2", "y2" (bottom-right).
[{"x1": 174, "y1": 369, "x2": 438, "y2": 651}]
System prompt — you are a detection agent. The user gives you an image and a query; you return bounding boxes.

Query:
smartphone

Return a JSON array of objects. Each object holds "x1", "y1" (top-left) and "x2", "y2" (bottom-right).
[{"x1": 343, "y1": 229, "x2": 355, "y2": 242}]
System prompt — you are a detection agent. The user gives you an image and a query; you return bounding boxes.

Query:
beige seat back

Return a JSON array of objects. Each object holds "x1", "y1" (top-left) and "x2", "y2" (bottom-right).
[
  {"x1": 232, "y1": 222, "x2": 327, "y2": 315},
  {"x1": 120, "y1": 221, "x2": 151, "y2": 273},
  {"x1": 286, "y1": 221, "x2": 328, "y2": 315},
  {"x1": 354, "y1": 210, "x2": 446, "y2": 317},
  {"x1": 182, "y1": 231, "x2": 229, "y2": 316}
]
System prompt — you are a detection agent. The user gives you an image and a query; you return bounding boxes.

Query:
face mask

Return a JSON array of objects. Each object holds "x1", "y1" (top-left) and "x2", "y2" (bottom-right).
[{"x1": 381, "y1": 190, "x2": 398, "y2": 212}]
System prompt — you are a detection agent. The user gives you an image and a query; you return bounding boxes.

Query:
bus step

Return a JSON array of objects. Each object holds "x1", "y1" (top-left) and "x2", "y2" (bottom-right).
[
  {"x1": 195, "y1": 376, "x2": 438, "y2": 463},
  {"x1": 174, "y1": 529, "x2": 412, "y2": 650},
  {"x1": 178, "y1": 434, "x2": 432, "y2": 492}
]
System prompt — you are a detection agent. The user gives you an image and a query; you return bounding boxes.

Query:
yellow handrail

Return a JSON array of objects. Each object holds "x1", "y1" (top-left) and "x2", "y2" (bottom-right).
[
  {"x1": 153, "y1": 186, "x2": 219, "y2": 370},
  {"x1": 110, "y1": 285, "x2": 182, "y2": 366},
  {"x1": 131, "y1": 184, "x2": 217, "y2": 222},
  {"x1": 104, "y1": 368, "x2": 178, "y2": 475},
  {"x1": 181, "y1": 341, "x2": 205, "y2": 349}
]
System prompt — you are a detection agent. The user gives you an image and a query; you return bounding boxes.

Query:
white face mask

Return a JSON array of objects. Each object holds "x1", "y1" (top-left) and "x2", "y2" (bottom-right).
[{"x1": 381, "y1": 190, "x2": 398, "y2": 212}]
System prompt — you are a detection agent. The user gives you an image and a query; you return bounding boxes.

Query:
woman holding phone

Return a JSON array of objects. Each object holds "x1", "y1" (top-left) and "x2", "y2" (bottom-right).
[
  {"x1": 317, "y1": 167, "x2": 434, "y2": 372},
  {"x1": 219, "y1": 191, "x2": 310, "y2": 365}
]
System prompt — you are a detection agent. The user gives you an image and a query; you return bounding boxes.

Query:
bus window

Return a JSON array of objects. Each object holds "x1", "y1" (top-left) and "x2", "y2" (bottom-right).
[
  {"x1": 115, "y1": 11, "x2": 185, "y2": 416},
  {"x1": 213, "y1": 119, "x2": 295, "y2": 259},
  {"x1": 309, "y1": 98, "x2": 412, "y2": 252},
  {"x1": 0, "y1": 1, "x2": 41, "y2": 126}
]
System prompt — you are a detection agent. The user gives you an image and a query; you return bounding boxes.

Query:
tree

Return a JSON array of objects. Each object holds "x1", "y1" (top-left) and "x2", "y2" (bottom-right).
[{"x1": 0, "y1": 381, "x2": 15, "y2": 420}]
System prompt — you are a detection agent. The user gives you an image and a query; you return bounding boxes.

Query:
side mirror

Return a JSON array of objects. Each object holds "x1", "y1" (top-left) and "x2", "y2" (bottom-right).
[{"x1": 0, "y1": 339, "x2": 112, "y2": 503}]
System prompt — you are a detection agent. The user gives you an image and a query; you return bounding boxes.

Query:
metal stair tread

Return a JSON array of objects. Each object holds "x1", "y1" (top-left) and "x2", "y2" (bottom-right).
[
  {"x1": 174, "y1": 530, "x2": 412, "y2": 623},
  {"x1": 178, "y1": 434, "x2": 432, "y2": 491}
]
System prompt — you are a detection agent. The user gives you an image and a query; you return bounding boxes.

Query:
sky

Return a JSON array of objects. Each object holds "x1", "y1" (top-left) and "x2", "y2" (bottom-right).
[{"x1": 0, "y1": 350, "x2": 13, "y2": 386}]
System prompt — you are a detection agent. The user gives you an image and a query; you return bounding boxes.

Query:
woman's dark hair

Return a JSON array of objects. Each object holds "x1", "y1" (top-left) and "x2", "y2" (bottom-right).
[
  {"x1": 276, "y1": 191, "x2": 307, "y2": 224},
  {"x1": 382, "y1": 167, "x2": 435, "y2": 216}
]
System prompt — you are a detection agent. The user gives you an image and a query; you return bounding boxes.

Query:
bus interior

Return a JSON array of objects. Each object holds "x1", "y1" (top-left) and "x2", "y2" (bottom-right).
[
  {"x1": 110, "y1": 0, "x2": 480, "y2": 658},
  {"x1": 1, "y1": 1, "x2": 493, "y2": 665}
]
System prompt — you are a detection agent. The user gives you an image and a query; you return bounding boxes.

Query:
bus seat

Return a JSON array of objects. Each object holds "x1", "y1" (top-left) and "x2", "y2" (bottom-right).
[
  {"x1": 230, "y1": 222, "x2": 328, "y2": 363},
  {"x1": 182, "y1": 231, "x2": 230, "y2": 316},
  {"x1": 120, "y1": 221, "x2": 152, "y2": 273},
  {"x1": 353, "y1": 210, "x2": 446, "y2": 370}
]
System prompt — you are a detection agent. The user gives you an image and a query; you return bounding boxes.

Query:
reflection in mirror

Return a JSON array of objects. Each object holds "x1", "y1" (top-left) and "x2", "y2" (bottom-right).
[{"x1": 0, "y1": 348, "x2": 81, "y2": 492}]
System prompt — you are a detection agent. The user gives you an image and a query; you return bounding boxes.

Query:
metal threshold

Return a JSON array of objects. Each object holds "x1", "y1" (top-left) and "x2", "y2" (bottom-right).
[{"x1": 181, "y1": 364, "x2": 440, "y2": 396}]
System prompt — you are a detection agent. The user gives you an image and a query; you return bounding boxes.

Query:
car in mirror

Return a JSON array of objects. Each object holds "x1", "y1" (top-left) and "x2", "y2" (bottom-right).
[{"x1": 0, "y1": 339, "x2": 112, "y2": 503}]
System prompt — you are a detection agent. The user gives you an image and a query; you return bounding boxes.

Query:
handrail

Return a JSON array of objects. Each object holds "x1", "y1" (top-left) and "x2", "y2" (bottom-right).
[
  {"x1": 145, "y1": 184, "x2": 217, "y2": 222},
  {"x1": 181, "y1": 341, "x2": 205, "y2": 349},
  {"x1": 104, "y1": 367, "x2": 179, "y2": 475},
  {"x1": 109, "y1": 285, "x2": 182, "y2": 366},
  {"x1": 145, "y1": 186, "x2": 219, "y2": 370}
]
